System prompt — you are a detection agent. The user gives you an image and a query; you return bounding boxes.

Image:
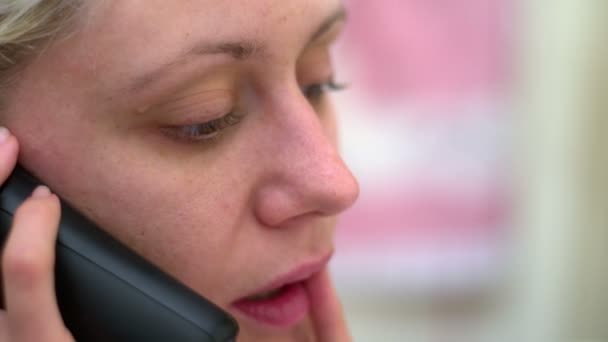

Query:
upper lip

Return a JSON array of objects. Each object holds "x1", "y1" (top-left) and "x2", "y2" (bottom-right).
[{"x1": 234, "y1": 251, "x2": 334, "y2": 301}]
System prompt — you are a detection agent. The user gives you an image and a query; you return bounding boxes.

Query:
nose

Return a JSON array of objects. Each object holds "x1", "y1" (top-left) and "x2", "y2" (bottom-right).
[{"x1": 253, "y1": 91, "x2": 360, "y2": 228}]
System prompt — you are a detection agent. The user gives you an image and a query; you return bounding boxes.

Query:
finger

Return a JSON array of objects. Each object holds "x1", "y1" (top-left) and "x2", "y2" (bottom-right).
[
  {"x1": 2, "y1": 186, "x2": 71, "y2": 341},
  {"x1": 307, "y1": 269, "x2": 352, "y2": 342},
  {"x1": 0, "y1": 127, "x2": 19, "y2": 183},
  {"x1": 0, "y1": 310, "x2": 8, "y2": 341},
  {"x1": 0, "y1": 127, "x2": 18, "y2": 311}
]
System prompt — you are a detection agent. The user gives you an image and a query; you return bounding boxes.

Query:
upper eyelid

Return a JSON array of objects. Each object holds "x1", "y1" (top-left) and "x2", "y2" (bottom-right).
[
  {"x1": 167, "y1": 89, "x2": 230, "y2": 104},
  {"x1": 166, "y1": 97, "x2": 231, "y2": 114},
  {"x1": 154, "y1": 90, "x2": 235, "y2": 115},
  {"x1": 150, "y1": 70, "x2": 339, "y2": 118}
]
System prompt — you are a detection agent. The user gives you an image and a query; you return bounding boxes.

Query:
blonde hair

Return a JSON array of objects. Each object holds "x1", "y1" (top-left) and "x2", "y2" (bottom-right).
[{"x1": 0, "y1": 0, "x2": 80, "y2": 97}]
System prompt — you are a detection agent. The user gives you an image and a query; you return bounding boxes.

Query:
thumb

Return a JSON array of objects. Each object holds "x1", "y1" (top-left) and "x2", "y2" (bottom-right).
[{"x1": 307, "y1": 268, "x2": 351, "y2": 342}]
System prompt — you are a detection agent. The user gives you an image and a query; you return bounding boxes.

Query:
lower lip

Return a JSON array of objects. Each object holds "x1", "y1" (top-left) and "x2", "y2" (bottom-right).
[{"x1": 232, "y1": 281, "x2": 310, "y2": 329}]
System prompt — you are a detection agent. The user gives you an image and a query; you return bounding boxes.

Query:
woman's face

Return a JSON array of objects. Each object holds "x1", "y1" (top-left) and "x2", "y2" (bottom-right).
[{"x1": 2, "y1": 0, "x2": 358, "y2": 341}]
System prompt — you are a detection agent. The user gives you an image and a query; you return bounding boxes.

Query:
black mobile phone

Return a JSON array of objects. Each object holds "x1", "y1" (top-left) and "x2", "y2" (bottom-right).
[{"x1": 0, "y1": 166, "x2": 239, "y2": 342}]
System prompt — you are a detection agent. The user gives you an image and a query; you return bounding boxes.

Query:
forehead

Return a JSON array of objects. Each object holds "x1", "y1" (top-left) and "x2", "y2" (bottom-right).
[
  {"x1": 91, "y1": 0, "x2": 329, "y2": 37},
  {"x1": 50, "y1": 0, "x2": 340, "y2": 101},
  {"x1": 79, "y1": 1, "x2": 337, "y2": 65}
]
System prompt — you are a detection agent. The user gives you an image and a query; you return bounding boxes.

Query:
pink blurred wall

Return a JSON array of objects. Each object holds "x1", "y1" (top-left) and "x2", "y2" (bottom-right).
[{"x1": 333, "y1": 0, "x2": 512, "y2": 291}]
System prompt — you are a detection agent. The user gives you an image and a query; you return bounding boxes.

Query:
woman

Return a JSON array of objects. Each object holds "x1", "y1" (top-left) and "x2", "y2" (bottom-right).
[{"x1": 0, "y1": 0, "x2": 359, "y2": 341}]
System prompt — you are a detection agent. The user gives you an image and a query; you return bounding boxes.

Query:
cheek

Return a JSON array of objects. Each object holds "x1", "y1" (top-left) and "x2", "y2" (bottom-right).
[
  {"x1": 79, "y1": 153, "x2": 248, "y2": 296},
  {"x1": 17, "y1": 118, "x2": 253, "y2": 299}
]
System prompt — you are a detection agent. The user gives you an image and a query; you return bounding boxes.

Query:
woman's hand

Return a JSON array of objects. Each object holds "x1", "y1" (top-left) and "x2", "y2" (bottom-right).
[
  {"x1": 309, "y1": 269, "x2": 352, "y2": 342},
  {"x1": 0, "y1": 127, "x2": 74, "y2": 342}
]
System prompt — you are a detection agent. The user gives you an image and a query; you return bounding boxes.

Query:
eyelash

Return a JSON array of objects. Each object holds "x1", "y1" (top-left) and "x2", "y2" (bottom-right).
[
  {"x1": 162, "y1": 112, "x2": 244, "y2": 143},
  {"x1": 164, "y1": 78, "x2": 347, "y2": 143},
  {"x1": 301, "y1": 79, "x2": 347, "y2": 102}
]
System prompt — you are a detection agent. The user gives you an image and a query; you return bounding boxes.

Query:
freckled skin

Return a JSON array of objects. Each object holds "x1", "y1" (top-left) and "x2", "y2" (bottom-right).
[{"x1": 1, "y1": 0, "x2": 358, "y2": 341}]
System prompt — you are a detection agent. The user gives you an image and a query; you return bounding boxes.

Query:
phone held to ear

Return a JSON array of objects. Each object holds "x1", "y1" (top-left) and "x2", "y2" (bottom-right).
[{"x1": 0, "y1": 166, "x2": 239, "y2": 342}]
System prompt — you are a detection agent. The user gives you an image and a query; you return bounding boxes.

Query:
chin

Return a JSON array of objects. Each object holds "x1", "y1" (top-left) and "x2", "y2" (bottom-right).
[{"x1": 235, "y1": 317, "x2": 316, "y2": 342}]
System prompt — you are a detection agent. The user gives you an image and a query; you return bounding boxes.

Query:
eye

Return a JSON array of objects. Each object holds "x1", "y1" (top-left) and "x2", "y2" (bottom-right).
[
  {"x1": 301, "y1": 79, "x2": 348, "y2": 103},
  {"x1": 162, "y1": 112, "x2": 244, "y2": 143}
]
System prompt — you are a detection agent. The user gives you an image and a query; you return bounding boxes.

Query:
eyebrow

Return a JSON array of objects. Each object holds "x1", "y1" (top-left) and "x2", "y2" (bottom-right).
[{"x1": 129, "y1": 6, "x2": 347, "y2": 93}]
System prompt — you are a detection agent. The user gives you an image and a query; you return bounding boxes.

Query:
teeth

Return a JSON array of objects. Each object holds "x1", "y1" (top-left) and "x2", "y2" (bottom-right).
[{"x1": 247, "y1": 288, "x2": 282, "y2": 301}]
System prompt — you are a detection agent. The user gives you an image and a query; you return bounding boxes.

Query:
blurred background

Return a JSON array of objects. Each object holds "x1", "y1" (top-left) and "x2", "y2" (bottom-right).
[{"x1": 331, "y1": 0, "x2": 607, "y2": 341}]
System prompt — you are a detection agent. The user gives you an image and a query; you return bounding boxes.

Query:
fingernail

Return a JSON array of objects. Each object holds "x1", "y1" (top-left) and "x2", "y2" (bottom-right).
[
  {"x1": 31, "y1": 185, "x2": 52, "y2": 198},
  {"x1": 0, "y1": 127, "x2": 10, "y2": 144}
]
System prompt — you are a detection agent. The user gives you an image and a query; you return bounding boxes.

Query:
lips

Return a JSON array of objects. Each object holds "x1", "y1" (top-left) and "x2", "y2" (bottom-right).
[{"x1": 231, "y1": 252, "x2": 333, "y2": 329}]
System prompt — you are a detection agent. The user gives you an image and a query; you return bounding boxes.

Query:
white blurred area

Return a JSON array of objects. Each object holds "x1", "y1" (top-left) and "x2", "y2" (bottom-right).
[{"x1": 331, "y1": 0, "x2": 607, "y2": 341}]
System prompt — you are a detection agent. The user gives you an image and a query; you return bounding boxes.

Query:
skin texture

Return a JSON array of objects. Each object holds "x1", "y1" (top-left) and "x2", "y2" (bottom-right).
[{"x1": 0, "y1": 0, "x2": 358, "y2": 341}]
